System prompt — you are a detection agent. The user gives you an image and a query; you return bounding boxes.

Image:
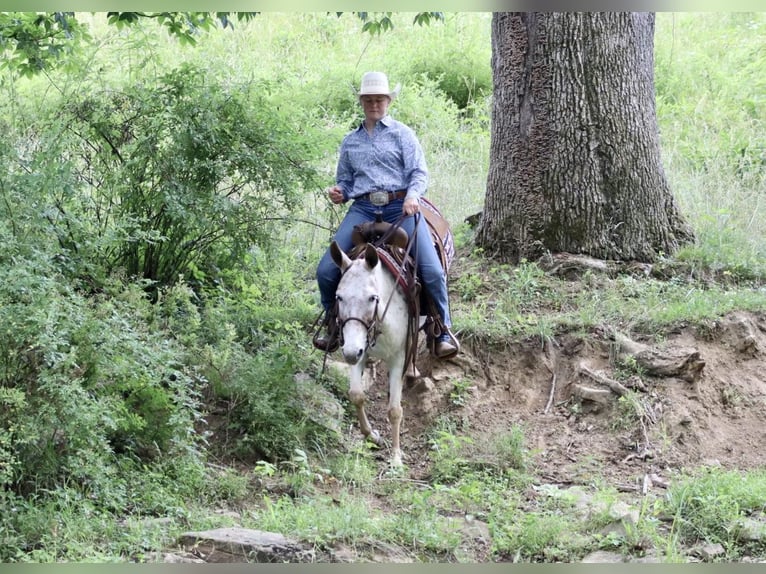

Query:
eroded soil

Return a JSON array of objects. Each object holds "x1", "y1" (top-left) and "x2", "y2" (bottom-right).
[{"x1": 359, "y1": 309, "x2": 766, "y2": 491}]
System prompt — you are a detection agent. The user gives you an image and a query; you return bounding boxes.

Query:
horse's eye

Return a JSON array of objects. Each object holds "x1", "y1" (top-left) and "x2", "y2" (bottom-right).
[
  {"x1": 369, "y1": 295, "x2": 378, "y2": 303},
  {"x1": 336, "y1": 295, "x2": 343, "y2": 302}
]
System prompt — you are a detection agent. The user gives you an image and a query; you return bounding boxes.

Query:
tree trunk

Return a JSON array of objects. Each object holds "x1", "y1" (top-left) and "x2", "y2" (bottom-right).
[{"x1": 476, "y1": 12, "x2": 694, "y2": 263}]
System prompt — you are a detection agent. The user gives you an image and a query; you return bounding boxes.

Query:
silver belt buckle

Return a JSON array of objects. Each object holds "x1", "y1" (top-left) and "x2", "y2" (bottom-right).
[{"x1": 368, "y1": 191, "x2": 389, "y2": 206}]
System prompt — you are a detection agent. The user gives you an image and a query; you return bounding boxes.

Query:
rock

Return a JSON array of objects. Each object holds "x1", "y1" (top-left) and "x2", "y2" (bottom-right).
[
  {"x1": 691, "y1": 543, "x2": 725, "y2": 560},
  {"x1": 294, "y1": 373, "x2": 344, "y2": 436},
  {"x1": 720, "y1": 313, "x2": 763, "y2": 355},
  {"x1": 158, "y1": 551, "x2": 205, "y2": 563},
  {"x1": 733, "y1": 517, "x2": 766, "y2": 542},
  {"x1": 581, "y1": 550, "x2": 625, "y2": 563},
  {"x1": 630, "y1": 552, "x2": 664, "y2": 563},
  {"x1": 177, "y1": 527, "x2": 314, "y2": 563},
  {"x1": 410, "y1": 377, "x2": 436, "y2": 395},
  {"x1": 606, "y1": 500, "x2": 640, "y2": 525},
  {"x1": 571, "y1": 384, "x2": 614, "y2": 405}
]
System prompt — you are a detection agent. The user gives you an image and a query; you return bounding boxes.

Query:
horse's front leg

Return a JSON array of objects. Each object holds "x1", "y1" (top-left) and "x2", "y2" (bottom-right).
[
  {"x1": 387, "y1": 356, "x2": 406, "y2": 468},
  {"x1": 348, "y1": 361, "x2": 381, "y2": 446}
]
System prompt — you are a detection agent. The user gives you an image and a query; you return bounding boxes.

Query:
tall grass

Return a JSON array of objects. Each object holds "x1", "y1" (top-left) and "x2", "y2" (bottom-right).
[{"x1": 655, "y1": 12, "x2": 766, "y2": 278}]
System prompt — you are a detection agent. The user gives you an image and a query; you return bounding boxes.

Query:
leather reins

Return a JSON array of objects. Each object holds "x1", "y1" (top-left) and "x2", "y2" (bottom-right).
[{"x1": 337, "y1": 213, "x2": 421, "y2": 364}]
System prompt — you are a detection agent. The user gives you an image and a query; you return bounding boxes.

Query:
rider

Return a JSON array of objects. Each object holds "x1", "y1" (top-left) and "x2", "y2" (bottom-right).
[{"x1": 314, "y1": 71, "x2": 459, "y2": 359}]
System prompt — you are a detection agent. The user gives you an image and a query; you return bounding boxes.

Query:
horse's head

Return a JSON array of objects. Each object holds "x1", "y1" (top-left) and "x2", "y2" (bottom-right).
[{"x1": 331, "y1": 241, "x2": 381, "y2": 365}]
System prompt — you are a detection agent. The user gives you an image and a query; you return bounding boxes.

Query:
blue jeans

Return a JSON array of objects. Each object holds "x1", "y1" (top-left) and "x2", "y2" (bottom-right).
[{"x1": 317, "y1": 198, "x2": 452, "y2": 328}]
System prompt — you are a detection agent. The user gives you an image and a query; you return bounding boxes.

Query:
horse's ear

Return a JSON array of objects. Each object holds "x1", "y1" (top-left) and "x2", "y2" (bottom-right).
[
  {"x1": 364, "y1": 244, "x2": 379, "y2": 269},
  {"x1": 330, "y1": 240, "x2": 352, "y2": 271}
]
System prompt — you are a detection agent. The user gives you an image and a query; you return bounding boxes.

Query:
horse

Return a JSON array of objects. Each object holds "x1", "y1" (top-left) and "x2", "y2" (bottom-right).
[{"x1": 329, "y1": 238, "x2": 417, "y2": 468}]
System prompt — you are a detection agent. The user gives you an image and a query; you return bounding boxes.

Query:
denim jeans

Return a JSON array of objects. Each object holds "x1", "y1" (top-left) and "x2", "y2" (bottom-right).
[{"x1": 316, "y1": 198, "x2": 452, "y2": 328}]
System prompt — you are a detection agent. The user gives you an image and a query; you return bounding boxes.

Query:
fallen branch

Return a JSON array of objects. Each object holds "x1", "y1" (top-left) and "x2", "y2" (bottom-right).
[
  {"x1": 542, "y1": 338, "x2": 559, "y2": 414},
  {"x1": 577, "y1": 363, "x2": 630, "y2": 396},
  {"x1": 612, "y1": 331, "x2": 705, "y2": 382}
]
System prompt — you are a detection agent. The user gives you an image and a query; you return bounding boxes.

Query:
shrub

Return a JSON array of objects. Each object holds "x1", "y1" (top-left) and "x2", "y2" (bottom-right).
[
  {"x1": 0, "y1": 248, "x2": 204, "y2": 499},
  {"x1": 408, "y1": 49, "x2": 492, "y2": 111},
  {"x1": 36, "y1": 62, "x2": 324, "y2": 293}
]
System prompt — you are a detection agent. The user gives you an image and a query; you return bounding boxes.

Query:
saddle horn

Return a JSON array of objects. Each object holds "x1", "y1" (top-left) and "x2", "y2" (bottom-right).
[{"x1": 351, "y1": 221, "x2": 409, "y2": 250}]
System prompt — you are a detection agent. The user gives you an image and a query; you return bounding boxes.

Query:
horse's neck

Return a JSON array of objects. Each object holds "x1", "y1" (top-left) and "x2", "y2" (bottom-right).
[{"x1": 373, "y1": 263, "x2": 397, "y2": 303}]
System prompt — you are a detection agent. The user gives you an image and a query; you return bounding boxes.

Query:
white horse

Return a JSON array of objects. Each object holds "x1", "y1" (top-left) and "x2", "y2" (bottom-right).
[{"x1": 330, "y1": 240, "x2": 415, "y2": 468}]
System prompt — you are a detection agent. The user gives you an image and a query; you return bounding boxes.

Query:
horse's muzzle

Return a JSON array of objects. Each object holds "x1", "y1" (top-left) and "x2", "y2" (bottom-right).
[{"x1": 342, "y1": 345, "x2": 365, "y2": 365}]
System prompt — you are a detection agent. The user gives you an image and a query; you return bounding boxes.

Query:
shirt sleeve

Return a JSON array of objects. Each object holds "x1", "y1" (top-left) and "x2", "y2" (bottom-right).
[
  {"x1": 399, "y1": 124, "x2": 429, "y2": 199},
  {"x1": 335, "y1": 136, "x2": 354, "y2": 201}
]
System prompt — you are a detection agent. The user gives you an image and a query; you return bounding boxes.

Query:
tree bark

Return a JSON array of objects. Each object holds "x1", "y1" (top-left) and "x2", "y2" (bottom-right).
[{"x1": 477, "y1": 12, "x2": 694, "y2": 263}]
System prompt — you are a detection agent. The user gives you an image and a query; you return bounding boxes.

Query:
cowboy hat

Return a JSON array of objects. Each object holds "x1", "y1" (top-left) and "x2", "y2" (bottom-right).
[{"x1": 356, "y1": 71, "x2": 401, "y2": 101}]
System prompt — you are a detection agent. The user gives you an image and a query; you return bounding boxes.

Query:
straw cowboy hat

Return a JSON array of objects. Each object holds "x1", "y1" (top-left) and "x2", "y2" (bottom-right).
[{"x1": 355, "y1": 71, "x2": 401, "y2": 102}]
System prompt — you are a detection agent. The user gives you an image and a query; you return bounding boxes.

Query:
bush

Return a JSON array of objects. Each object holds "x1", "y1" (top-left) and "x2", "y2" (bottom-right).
[
  {"x1": 408, "y1": 48, "x2": 492, "y2": 111},
  {"x1": 35, "y1": 62, "x2": 324, "y2": 292},
  {"x1": 0, "y1": 247, "x2": 204, "y2": 499}
]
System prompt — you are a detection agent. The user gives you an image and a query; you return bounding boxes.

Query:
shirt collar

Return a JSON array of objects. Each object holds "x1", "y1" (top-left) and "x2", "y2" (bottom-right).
[{"x1": 357, "y1": 114, "x2": 393, "y2": 132}]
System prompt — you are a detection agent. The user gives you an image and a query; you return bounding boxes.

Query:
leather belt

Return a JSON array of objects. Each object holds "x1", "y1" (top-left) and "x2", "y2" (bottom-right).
[{"x1": 357, "y1": 190, "x2": 407, "y2": 206}]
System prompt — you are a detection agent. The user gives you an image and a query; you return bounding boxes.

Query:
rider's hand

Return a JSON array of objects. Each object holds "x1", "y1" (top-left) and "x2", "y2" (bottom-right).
[
  {"x1": 327, "y1": 185, "x2": 344, "y2": 204},
  {"x1": 403, "y1": 197, "x2": 420, "y2": 215}
]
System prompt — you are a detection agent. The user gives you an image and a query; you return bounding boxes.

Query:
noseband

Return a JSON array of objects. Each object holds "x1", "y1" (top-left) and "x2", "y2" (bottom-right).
[{"x1": 337, "y1": 295, "x2": 381, "y2": 350}]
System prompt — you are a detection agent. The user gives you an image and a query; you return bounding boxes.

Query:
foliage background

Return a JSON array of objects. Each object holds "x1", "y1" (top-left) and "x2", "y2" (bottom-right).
[{"x1": 0, "y1": 11, "x2": 764, "y2": 562}]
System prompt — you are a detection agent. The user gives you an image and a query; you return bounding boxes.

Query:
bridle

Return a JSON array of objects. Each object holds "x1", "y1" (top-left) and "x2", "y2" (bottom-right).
[
  {"x1": 336, "y1": 294, "x2": 381, "y2": 352},
  {"x1": 333, "y1": 212, "x2": 421, "y2": 361}
]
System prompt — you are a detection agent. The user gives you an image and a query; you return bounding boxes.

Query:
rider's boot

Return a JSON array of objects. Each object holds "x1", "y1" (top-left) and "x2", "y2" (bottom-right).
[
  {"x1": 313, "y1": 309, "x2": 340, "y2": 352},
  {"x1": 434, "y1": 328, "x2": 459, "y2": 360}
]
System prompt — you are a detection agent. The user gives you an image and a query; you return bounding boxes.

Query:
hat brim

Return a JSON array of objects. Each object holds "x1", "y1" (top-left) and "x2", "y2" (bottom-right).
[{"x1": 356, "y1": 83, "x2": 401, "y2": 102}]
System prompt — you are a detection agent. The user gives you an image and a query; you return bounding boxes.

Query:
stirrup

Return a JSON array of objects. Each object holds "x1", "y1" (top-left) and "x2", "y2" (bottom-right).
[
  {"x1": 434, "y1": 331, "x2": 459, "y2": 360},
  {"x1": 312, "y1": 310, "x2": 340, "y2": 353},
  {"x1": 425, "y1": 319, "x2": 459, "y2": 360}
]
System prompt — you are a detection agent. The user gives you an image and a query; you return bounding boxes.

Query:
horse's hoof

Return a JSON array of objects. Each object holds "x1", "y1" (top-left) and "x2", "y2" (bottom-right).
[
  {"x1": 386, "y1": 456, "x2": 405, "y2": 474},
  {"x1": 368, "y1": 430, "x2": 382, "y2": 446}
]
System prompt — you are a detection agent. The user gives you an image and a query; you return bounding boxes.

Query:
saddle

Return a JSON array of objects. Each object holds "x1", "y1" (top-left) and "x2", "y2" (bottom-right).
[
  {"x1": 348, "y1": 203, "x2": 455, "y2": 360},
  {"x1": 313, "y1": 201, "x2": 456, "y2": 361}
]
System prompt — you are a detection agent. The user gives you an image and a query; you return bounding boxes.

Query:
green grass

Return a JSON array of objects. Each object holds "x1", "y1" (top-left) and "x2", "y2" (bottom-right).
[
  {"x1": 450, "y1": 247, "x2": 766, "y2": 343},
  {"x1": 661, "y1": 467, "x2": 766, "y2": 558},
  {"x1": 656, "y1": 12, "x2": 766, "y2": 281}
]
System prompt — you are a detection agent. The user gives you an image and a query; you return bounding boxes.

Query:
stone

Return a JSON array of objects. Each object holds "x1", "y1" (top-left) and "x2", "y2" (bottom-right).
[{"x1": 177, "y1": 527, "x2": 314, "y2": 563}]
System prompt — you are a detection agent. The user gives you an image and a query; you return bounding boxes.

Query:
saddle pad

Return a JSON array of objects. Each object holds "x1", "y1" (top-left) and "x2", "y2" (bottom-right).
[{"x1": 421, "y1": 197, "x2": 455, "y2": 273}]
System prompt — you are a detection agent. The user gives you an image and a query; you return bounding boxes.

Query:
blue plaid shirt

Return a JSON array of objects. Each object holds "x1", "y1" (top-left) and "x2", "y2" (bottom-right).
[{"x1": 336, "y1": 115, "x2": 429, "y2": 202}]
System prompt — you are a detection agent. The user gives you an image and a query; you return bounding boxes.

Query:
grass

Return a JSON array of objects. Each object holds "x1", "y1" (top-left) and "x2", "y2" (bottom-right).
[
  {"x1": 450, "y1": 245, "x2": 766, "y2": 343},
  {"x1": 655, "y1": 13, "x2": 766, "y2": 281}
]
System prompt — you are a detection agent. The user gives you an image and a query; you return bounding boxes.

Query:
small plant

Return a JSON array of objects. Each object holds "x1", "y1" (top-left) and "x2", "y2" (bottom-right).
[
  {"x1": 720, "y1": 386, "x2": 744, "y2": 409},
  {"x1": 429, "y1": 426, "x2": 474, "y2": 483},
  {"x1": 253, "y1": 460, "x2": 278, "y2": 479},
  {"x1": 614, "y1": 354, "x2": 647, "y2": 381},
  {"x1": 611, "y1": 391, "x2": 648, "y2": 432},
  {"x1": 449, "y1": 378, "x2": 474, "y2": 407},
  {"x1": 452, "y1": 272, "x2": 484, "y2": 302},
  {"x1": 492, "y1": 510, "x2": 589, "y2": 562},
  {"x1": 489, "y1": 425, "x2": 528, "y2": 473},
  {"x1": 322, "y1": 447, "x2": 377, "y2": 489}
]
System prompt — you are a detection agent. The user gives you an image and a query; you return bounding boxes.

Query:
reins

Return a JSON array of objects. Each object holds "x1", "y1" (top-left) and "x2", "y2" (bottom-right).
[
  {"x1": 375, "y1": 213, "x2": 419, "y2": 318},
  {"x1": 338, "y1": 212, "x2": 421, "y2": 363},
  {"x1": 367, "y1": 212, "x2": 422, "y2": 372}
]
